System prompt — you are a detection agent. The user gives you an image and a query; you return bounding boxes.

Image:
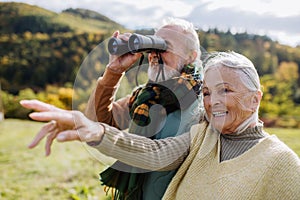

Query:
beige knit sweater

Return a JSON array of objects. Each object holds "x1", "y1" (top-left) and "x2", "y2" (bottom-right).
[
  {"x1": 163, "y1": 122, "x2": 300, "y2": 200},
  {"x1": 95, "y1": 122, "x2": 300, "y2": 199}
]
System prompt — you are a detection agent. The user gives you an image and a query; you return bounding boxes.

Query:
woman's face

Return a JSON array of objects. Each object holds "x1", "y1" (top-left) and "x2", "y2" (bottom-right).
[{"x1": 203, "y1": 66, "x2": 257, "y2": 134}]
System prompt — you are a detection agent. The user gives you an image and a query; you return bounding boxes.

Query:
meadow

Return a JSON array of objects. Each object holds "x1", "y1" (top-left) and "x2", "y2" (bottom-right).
[
  {"x1": 0, "y1": 119, "x2": 109, "y2": 200},
  {"x1": 1, "y1": 119, "x2": 300, "y2": 200}
]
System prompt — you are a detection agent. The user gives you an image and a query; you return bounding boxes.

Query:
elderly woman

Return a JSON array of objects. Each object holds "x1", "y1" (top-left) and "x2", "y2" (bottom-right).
[{"x1": 21, "y1": 51, "x2": 300, "y2": 199}]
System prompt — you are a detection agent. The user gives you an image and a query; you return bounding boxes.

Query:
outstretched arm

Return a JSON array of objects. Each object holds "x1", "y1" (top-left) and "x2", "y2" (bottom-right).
[
  {"x1": 20, "y1": 99, "x2": 190, "y2": 171},
  {"x1": 20, "y1": 99, "x2": 105, "y2": 156}
]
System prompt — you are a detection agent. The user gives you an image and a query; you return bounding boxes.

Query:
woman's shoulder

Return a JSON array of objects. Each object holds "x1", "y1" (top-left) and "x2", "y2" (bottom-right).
[
  {"x1": 189, "y1": 121, "x2": 209, "y2": 138},
  {"x1": 261, "y1": 134, "x2": 299, "y2": 165},
  {"x1": 260, "y1": 134, "x2": 300, "y2": 195}
]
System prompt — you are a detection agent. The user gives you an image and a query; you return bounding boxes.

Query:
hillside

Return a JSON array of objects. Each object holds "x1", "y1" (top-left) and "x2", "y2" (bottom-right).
[
  {"x1": 0, "y1": 2, "x2": 126, "y2": 93},
  {"x1": 1, "y1": 2, "x2": 300, "y2": 126},
  {"x1": 0, "y1": 2, "x2": 124, "y2": 34}
]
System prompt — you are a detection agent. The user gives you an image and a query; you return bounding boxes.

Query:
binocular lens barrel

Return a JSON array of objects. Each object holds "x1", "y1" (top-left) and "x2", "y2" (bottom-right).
[
  {"x1": 107, "y1": 33, "x2": 167, "y2": 55},
  {"x1": 107, "y1": 38, "x2": 129, "y2": 55},
  {"x1": 128, "y1": 34, "x2": 167, "y2": 53}
]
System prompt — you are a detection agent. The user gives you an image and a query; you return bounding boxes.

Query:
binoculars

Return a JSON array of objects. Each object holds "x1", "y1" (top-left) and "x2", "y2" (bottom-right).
[{"x1": 108, "y1": 33, "x2": 167, "y2": 55}]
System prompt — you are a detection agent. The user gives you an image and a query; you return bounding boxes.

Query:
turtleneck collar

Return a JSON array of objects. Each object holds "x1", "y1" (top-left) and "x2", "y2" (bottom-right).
[{"x1": 221, "y1": 124, "x2": 268, "y2": 140}]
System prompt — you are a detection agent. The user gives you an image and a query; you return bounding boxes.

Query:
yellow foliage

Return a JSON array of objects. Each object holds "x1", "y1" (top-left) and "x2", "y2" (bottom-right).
[
  {"x1": 0, "y1": 55, "x2": 10, "y2": 65},
  {"x1": 45, "y1": 93, "x2": 66, "y2": 109},
  {"x1": 58, "y1": 87, "x2": 74, "y2": 99},
  {"x1": 275, "y1": 61, "x2": 299, "y2": 81},
  {"x1": 23, "y1": 31, "x2": 32, "y2": 40},
  {"x1": 34, "y1": 32, "x2": 50, "y2": 40},
  {"x1": 58, "y1": 87, "x2": 74, "y2": 110}
]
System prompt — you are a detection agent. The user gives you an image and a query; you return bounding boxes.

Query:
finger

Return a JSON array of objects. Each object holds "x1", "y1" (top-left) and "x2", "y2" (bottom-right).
[
  {"x1": 56, "y1": 130, "x2": 81, "y2": 142},
  {"x1": 123, "y1": 32, "x2": 132, "y2": 37},
  {"x1": 132, "y1": 52, "x2": 143, "y2": 60},
  {"x1": 118, "y1": 33, "x2": 131, "y2": 41},
  {"x1": 28, "y1": 121, "x2": 56, "y2": 148},
  {"x1": 45, "y1": 131, "x2": 58, "y2": 156},
  {"x1": 20, "y1": 100, "x2": 63, "y2": 112},
  {"x1": 112, "y1": 30, "x2": 119, "y2": 37},
  {"x1": 29, "y1": 111, "x2": 74, "y2": 125}
]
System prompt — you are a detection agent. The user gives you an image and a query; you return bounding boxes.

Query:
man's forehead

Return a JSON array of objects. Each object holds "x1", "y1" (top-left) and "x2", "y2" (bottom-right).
[
  {"x1": 155, "y1": 26, "x2": 187, "y2": 40},
  {"x1": 155, "y1": 26, "x2": 195, "y2": 59}
]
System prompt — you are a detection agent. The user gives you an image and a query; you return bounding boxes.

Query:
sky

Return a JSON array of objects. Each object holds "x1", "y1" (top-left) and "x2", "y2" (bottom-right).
[{"x1": 1, "y1": 0, "x2": 300, "y2": 47}]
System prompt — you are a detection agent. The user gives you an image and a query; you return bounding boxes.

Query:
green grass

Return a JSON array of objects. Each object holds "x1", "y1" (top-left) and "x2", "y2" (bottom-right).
[
  {"x1": 265, "y1": 127, "x2": 300, "y2": 156},
  {"x1": 0, "y1": 119, "x2": 109, "y2": 200},
  {"x1": 0, "y1": 119, "x2": 299, "y2": 200}
]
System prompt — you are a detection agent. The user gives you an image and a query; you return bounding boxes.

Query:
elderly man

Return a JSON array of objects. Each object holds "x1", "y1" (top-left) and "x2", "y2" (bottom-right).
[{"x1": 84, "y1": 17, "x2": 203, "y2": 200}]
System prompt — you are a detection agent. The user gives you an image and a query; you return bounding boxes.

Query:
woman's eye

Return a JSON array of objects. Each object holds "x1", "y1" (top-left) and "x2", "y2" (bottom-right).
[{"x1": 219, "y1": 88, "x2": 231, "y2": 94}]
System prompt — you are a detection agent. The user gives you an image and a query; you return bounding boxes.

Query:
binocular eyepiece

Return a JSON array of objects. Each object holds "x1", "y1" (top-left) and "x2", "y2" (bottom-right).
[{"x1": 108, "y1": 33, "x2": 168, "y2": 55}]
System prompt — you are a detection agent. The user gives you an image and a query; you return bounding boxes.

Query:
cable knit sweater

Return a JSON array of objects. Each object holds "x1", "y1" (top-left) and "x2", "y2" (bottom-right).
[{"x1": 94, "y1": 122, "x2": 300, "y2": 200}]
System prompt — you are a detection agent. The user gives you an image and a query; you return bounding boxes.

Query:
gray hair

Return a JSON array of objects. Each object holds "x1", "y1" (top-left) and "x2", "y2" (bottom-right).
[
  {"x1": 156, "y1": 17, "x2": 203, "y2": 76},
  {"x1": 203, "y1": 51, "x2": 263, "y2": 133},
  {"x1": 203, "y1": 51, "x2": 261, "y2": 92},
  {"x1": 157, "y1": 17, "x2": 200, "y2": 56}
]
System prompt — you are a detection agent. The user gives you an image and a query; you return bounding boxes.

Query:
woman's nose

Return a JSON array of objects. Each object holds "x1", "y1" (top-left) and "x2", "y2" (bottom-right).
[{"x1": 210, "y1": 93, "x2": 222, "y2": 106}]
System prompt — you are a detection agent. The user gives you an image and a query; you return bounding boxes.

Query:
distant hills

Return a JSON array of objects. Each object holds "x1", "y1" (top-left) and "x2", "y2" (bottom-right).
[
  {"x1": 1, "y1": 2, "x2": 300, "y2": 124},
  {"x1": 0, "y1": 2, "x2": 300, "y2": 94},
  {"x1": 0, "y1": 2, "x2": 124, "y2": 34},
  {"x1": 0, "y1": 2, "x2": 128, "y2": 93}
]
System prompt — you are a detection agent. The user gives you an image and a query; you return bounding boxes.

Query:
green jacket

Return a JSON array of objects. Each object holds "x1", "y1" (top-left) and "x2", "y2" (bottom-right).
[{"x1": 142, "y1": 100, "x2": 201, "y2": 200}]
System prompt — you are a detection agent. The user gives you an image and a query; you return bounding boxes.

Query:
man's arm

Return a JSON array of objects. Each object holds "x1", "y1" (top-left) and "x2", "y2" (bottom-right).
[
  {"x1": 84, "y1": 67, "x2": 131, "y2": 130},
  {"x1": 85, "y1": 31, "x2": 142, "y2": 129}
]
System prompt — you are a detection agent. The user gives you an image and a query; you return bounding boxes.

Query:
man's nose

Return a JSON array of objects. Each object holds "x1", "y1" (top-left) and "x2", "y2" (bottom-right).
[
  {"x1": 148, "y1": 51, "x2": 159, "y2": 60},
  {"x1": 148, "y1": 51, "x2": 158, "y2": 56}
]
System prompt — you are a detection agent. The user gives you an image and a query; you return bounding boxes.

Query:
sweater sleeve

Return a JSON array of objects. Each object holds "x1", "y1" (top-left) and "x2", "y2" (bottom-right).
[
  {"x1": 84, "y1": 67, "x2": 131, "y2": 130},
  {"x1": 92, "y1": 123, "x2": 191, "y2": 171}
]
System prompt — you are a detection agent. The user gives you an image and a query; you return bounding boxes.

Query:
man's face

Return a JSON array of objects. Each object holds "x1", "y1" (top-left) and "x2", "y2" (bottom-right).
[
  {"x1": 147, "y1": 25, "x2": 192, "y2": 82},
  {"x1": 147, "y1": 51, "x2": 182, "y2": 82},
  {"x1": 203, "y1": 66, "x2": 255, "y2": 134}
]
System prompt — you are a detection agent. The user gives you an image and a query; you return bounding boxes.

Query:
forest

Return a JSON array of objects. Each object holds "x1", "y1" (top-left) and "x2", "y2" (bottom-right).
[{"x1": 1, "y1": 2, "x2": 300, "y2": 127}]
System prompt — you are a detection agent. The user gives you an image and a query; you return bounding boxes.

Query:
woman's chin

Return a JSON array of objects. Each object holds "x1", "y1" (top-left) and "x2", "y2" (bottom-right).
[{"x1": 212, "y1": 121, "x2": 226, "y2": 133}]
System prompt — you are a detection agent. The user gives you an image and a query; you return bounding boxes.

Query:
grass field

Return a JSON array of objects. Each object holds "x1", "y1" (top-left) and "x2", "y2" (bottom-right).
[
  {"x1": 1, "y1": 119, "x2": 300, "y2": 200},
  {"x1": 0, "y1": 119, "x2": 109, "y2": 200}
]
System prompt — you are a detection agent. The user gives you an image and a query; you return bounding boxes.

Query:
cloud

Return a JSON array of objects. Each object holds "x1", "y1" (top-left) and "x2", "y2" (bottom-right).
[
  {"x1": 1, "y1": 0, "x2": 300, "y2": 46},
  {"x1": 87, "y1": 0, "x2": 193, "y2": 29},
  {"x1": 186, "y1": 4, "x2": 300, "y2": 46}
]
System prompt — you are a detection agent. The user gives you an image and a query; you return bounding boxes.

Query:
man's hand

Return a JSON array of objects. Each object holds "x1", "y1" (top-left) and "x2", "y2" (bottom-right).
[
  {"x1": 20, "y1": 100, "x2": 104, "y2": 156},
  {"x1": 107, "y1": 31, "x2": 143, "y2": 73}
]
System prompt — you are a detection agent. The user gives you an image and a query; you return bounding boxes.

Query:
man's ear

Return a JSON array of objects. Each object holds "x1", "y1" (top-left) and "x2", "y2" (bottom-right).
[{"x1": 186, "y1": 50, "x2": 197, "y2": 64}]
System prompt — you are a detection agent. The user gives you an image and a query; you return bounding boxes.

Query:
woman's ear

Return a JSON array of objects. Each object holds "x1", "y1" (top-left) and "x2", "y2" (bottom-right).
[{"x1": 251, "y1": 90, "x2": 263, "y2": 111}]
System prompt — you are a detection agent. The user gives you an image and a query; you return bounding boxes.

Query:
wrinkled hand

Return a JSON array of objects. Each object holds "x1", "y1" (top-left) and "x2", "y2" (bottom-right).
[
  {"x1": 20, "y1": 99, "x2": 104, "y2": 156},
  {"x1": 108, "y1": 31, "x2": 143, "y2": 73}
]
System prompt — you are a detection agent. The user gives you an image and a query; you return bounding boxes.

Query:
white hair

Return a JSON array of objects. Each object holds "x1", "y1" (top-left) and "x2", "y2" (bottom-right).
[
  {"x1": 203, "y1": 51, "x2": 261, "y2": 91},
  {"x1": 203, "y1": 51, "x2": 263, "y2": 133},
  {"x1": 157, "y1": 17, "x2": 201, "y2": 62}
]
